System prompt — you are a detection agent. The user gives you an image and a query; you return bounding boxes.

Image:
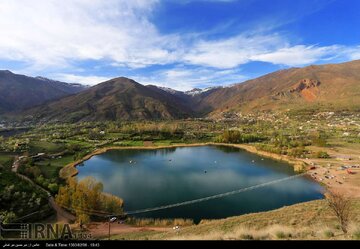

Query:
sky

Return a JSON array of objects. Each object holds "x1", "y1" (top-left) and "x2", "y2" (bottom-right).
[{"x1": 0, "y1": 0, "x2": 359, "y2": 90}]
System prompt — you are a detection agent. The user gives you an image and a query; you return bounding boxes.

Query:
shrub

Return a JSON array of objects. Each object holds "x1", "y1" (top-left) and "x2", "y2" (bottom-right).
[
  {"x1": 240, "y1": 234, "x2": 254, "y2": 240},
  {"x1": 275, "y1": 231, "x2": 286, "y2": 239},
  {"x1": 0, "y1": 211, "x2": 16, "y2": 224},
  {"x1": 324, "y1": 230, "x2": 334, "y2": 238},
  {"x1": 316, "y1": 151, "x2": 330, "y2": 159},
  {"x1": 352, "y1": 229, "x2": 360, "y2": 240},
  {"x1": 48, "y1": 183, "x2": 59, "y2": 193},
  {"x1": 216, "y1": 130, "x2": 265, "y2": 144},
  {"x1": 275, "y1": 231, "x2": 292, "y2": 239}
]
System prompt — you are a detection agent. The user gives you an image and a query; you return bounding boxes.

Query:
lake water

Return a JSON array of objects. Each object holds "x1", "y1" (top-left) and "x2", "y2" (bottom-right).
[{"x1": 77, "y1": 145, "x2": 323, "y2": 222}]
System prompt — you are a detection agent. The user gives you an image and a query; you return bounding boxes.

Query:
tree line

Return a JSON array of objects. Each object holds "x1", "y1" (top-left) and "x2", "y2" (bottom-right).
[{"x1": 55, "y1": 177, "x2": 124, "y2": 224}]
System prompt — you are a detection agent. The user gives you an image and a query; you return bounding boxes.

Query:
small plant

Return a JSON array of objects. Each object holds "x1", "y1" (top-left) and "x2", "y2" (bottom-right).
[
  {"x1": 316, "y1": 151, "x2": 330, "y2": 158},
  {"x1": 324, "y1": 230, "x2": 334, "y2": 238},
  {"x1": 275, "y1": 231, "x2": 286, "y2": 239},
  {"x1": 353, "y1": 229, "x2": 360, "y2": 240},
  {"x1": 325, "y1": 190, "x2": 352, "y2": 234},
  {"x1": 240, "y1": 234, "x2": 254, "y2": 240}
]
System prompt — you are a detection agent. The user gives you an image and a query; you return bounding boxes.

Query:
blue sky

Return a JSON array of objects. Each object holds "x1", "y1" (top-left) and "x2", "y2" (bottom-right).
[{"x1": 0, "y1": 0, "x2": 359, "y2": 90}]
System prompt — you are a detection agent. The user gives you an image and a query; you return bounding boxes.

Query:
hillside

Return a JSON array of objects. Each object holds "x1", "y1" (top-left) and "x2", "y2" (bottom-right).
[
  {"x1": 199, "y1": 60, "x2": 360, "y2": 116},
  {"x1": 0, "y1": 70, "x2": 86, "y2": 113},
  {"x1": 143, "y1": 60, "x2": 360, "y2": 116},
  {"x1": 6, "y1": 60, "x2": 360, "y2": 122},
  {"x1": 111, "y1": 199, "x2": 360, "y2": 240},
  {"x1": 26, "y1": 77, "x2": 195, "y2": 122}
]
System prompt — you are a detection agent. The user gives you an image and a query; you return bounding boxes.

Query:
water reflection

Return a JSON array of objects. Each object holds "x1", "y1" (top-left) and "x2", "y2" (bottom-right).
[{"x1": 77, "y1": 145, "x2": 323, "y2": 222}]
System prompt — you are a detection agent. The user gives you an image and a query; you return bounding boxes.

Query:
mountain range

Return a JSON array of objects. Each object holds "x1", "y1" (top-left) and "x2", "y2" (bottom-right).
[
  {"x1": 0, "y1": 70, "x2": 87, "y2": 113},
  {"x1": 1, "y1": 60, "x2": 360, "y2": 122}
]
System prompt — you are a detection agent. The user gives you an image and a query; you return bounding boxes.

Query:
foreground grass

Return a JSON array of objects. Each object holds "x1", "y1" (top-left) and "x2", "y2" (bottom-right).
[
  {"x1": 111, "y1": 231, "x2": 163, "y2": 240},
  {"x1": 0, "y1": 153, "x2": 14, "y2": 170},
  {"x1": 110, "y1": 199, "x2": 360, "y2": 240}
]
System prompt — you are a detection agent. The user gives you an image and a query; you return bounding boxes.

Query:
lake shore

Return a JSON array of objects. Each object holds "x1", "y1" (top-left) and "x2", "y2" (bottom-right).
[
  {"x1": 59, "y1": 142, "x2": 307, "y2": 178},
  {"x1": 59, "y1": 142, "x2": 360, "y2": 198}
]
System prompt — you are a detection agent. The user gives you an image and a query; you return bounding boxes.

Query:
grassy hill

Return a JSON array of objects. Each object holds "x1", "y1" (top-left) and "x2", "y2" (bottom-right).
[{"x1": 111, "y1": 199, "x2": 360, "y2": 240}]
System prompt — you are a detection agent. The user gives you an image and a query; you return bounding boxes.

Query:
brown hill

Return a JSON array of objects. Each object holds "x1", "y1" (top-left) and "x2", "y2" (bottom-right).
[
  {"x1": 27, "y1": 77, "x2": 194, "y2": 122},
  {"x1": 198, "y1": 60, "x2": 360, "y2": 115},
  {"x1": 11, "y1": 60, "x2": 360, "y2": 122},
  {"x1": 0, "y1": 70, "x2": 86, "y2": 113}
]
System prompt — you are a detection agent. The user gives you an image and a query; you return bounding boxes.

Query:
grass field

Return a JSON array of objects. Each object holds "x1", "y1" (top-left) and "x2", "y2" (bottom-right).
[
  {"x1": 28, "y1": 141, "x2": 66, "y2": 154},
  {"x1": 109, "y1": 199, "x2": 360, "y2": 240},
  {"x1": 113, "y1": 140, "x2": 144, "y2": 146},
  {"x1": 35, "y1": 155, "x2": 74, "y2": 178},
  {"x1": 0, "y1": 153, "x2": 14, "y2": 170},
  {"x1": 110, "y1": 230, "x2": 163, "y2": 240},
  {"x1": 153, "y1": 140, "x2": 173, "y2": 146}
]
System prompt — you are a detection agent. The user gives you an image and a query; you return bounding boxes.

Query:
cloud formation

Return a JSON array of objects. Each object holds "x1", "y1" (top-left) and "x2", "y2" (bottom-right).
[
  {"x1": 0, "y1": 0, "x2": 359, "y2": 89},
  {"x1": 0, "y1": 0, "x2": 175, "y2": 69}
]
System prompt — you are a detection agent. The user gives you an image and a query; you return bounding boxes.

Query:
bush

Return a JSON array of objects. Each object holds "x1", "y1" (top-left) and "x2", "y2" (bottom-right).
[
  {"x1": 312, "y1": 136, "x2": 328, "y2": 147},
  {"x1": 288, "y1": 147, "x2": 308, "y2": 158},
  {"x1": 126, "y1": 217, "x2": 194, "y2": 227},
  {"x1": 275, "y1": 231, "x2": 291, "y2": 239},
  {"x1": 352, "y1": 229, "x2": 360, "y2": 240},
  {"x1": 48, "y1": 183, "x2": 59, "y2": 193},
  {"x1": 0, "y1": 211, "x2": 16, "y2": 224},
  {"x1": 240, "y1": 234, "x2": 254, "y2": 240},
  {"x1": 216, "y1": 130, "x2": 265, "y2": 144},
  {"x1": 316, "y1": 151, "x2": 330, "y2": 159},
  {"x1": 324, "y1": 230, "x2": 334, "y2": 238},
  {"x1": 77, "y1": 213, "x2": 91, "y2": 225}
]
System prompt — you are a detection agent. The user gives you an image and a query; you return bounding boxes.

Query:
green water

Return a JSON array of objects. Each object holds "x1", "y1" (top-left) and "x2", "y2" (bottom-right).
[{"x1": 77, "y1": 145, "x2": 323, "y2": 222}]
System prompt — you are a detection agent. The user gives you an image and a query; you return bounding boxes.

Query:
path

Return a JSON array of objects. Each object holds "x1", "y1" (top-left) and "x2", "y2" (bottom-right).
[
  {"x1": 86, "y1": 222, "x2": 170, "y2": 239},
  {"x1": 11, "y1": 156, "x2": 20, "y2": 172},
  {"x1": 12, "y1": 156, "x2": 76, "y2": 223}
]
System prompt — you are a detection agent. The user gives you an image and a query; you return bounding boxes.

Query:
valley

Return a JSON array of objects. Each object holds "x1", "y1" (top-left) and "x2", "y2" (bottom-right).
[
  {"x1": 1, "y1": 108, "x2": 360, "y2": 240},
  {"x1": 1, "y1": 60, "x2": 360, "y2": 241}
]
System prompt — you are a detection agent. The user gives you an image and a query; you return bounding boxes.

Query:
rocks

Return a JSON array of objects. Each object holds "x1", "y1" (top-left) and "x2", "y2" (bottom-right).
[{"x1": 290, "y1": 79, "x2": 321, "y2": 93}]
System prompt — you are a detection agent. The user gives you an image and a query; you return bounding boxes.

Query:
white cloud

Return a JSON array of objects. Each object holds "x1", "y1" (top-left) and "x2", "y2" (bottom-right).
[
  {"x1": 55, "y1": 74, "x2": 112, "y2": 85},
  {"x1": 183, "y1": 37, "x2": 357, "y2": 68},
  {"x1": 346, "y1": 46, "x2": 360, "y2": 60},
  {"x1": 251, "y1": 45, "x2": 342, "y2": 66},
  {"x1": 0, "y1": 0, "x2": 359, "y2": 89},
  {"x1": 183, "y1": 34, "x2": 286, "y2": 68},
  {"x1": 0, "y1": 0, "x2": 177, "y2": 69},
  {"x1": 131, "y1": 67, "x2": 247, "y2": 91}
]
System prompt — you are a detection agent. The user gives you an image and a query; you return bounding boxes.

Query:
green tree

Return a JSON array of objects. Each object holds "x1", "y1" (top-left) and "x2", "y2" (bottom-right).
[
  {"x1": 316, "y1": 151, "x2": 330, "y2": 159},
  {"x1": 0, "y1": 211, "x2": 16, "y2": 224}
]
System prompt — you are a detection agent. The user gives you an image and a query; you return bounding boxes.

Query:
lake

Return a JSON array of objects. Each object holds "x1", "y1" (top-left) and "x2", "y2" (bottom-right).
[{"x1": 77, "y1": 145, "x2": 323, "y2": 223}]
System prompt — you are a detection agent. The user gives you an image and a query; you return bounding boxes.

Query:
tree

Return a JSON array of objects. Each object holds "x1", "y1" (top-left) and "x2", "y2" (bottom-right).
[
  {"x1": 0, "y1": 211, "x2": 16, "y2": 224},
  {"x1": 48, "y1": 183, "x2": 59, "y2": 193},
  {"x1": 55, "y1": 177, "x2": 123, "y2": 223},
  {"x1": 316, "y1": 151, "x2": 330, "y2": 159},
  {"x1": 325, "y1": 190, "x2": 352, "y2": 234},
  {"x1": 77, "y1": 213, "x2": 90, "y2": 225}
]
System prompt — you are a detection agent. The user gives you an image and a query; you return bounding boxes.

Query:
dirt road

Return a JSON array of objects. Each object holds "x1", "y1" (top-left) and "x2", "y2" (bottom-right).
[{"x1": 86, "y1": 222, "x2": 171, "y2": 239}]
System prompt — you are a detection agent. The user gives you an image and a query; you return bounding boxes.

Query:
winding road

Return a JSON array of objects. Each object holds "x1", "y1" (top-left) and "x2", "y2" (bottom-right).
[{"x1": 12, "y1": 156, "x2": 75, "y2": 223}]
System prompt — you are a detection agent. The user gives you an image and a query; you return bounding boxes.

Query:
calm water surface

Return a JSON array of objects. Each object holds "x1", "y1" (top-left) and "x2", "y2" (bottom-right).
[{"x1": 77, "y1": 146, "x2": 323, "y2": 222}]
